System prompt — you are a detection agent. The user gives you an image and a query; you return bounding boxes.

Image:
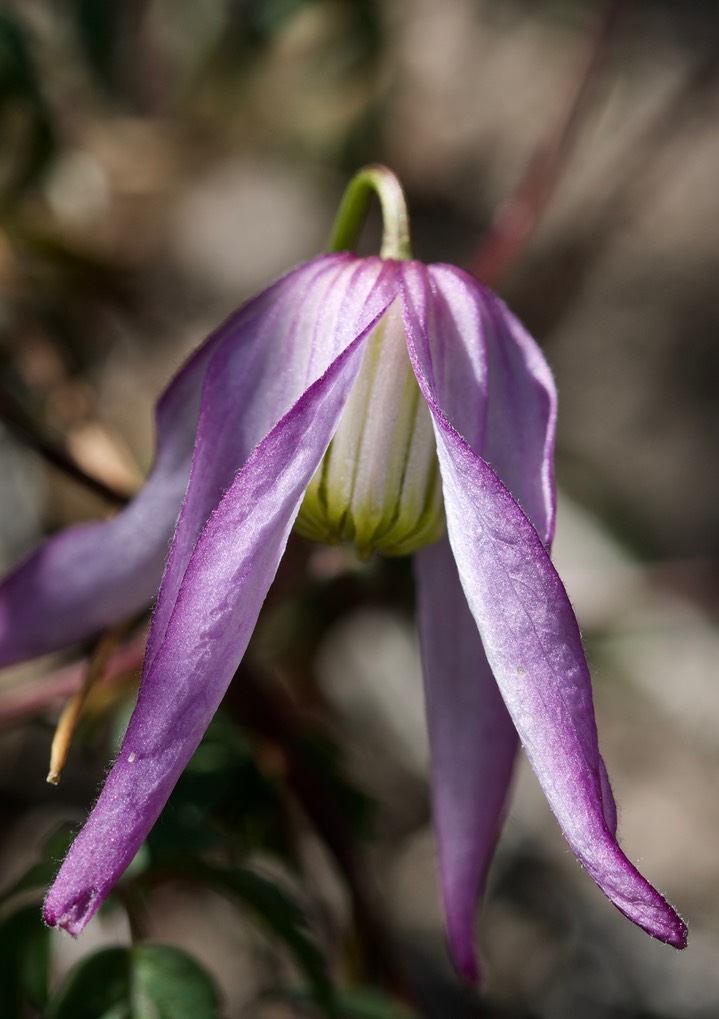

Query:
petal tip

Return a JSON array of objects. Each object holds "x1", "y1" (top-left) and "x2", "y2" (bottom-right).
[
  {"x1": 626, "y1": 889, "x2": 688, "y2": 951},
  {"x1": 43, "y1": 886, "x2": 99, "y2": 936},
  {"x1": 446, "y1": 924, "x2": 481, "y2": 985},
  {"x1": 451, "y1": 947, "x2": 480, "y2": 986},
  {"x1": 664, "y1": 914, "x2": 689, "y2": 951}
]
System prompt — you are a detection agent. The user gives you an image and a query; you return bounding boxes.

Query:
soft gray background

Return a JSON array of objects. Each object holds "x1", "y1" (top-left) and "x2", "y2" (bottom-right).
[{"x1": 0, "y1": 1, "x2": 717, "y2": 1015}]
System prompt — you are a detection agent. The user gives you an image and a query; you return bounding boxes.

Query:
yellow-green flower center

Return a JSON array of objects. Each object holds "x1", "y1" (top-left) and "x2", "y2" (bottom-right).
[{"x1": 295, "y1": 302, "x2": 444, "y2": 558}]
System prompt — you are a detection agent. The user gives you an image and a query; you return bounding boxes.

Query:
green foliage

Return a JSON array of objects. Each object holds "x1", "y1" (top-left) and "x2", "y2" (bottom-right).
[
  {"x1": 177, "y1": 860, "x2": 338, "y2": 1017},
  {"x1": 331, "y1": 993, "x2": 417, "y2": 1019},
  {"x1": 0, "y1": 708, "x2": 376, "y2": 1017},
  {"x1": 146, "y1": 712, "x2": 289, "y2": 858},
  {"x1": 47, "y1": 944, "x2": 222, "y2": 1019},
  {"x1": 146, "y1": 714, "x2": 341, "y2": 1016},
  {"x1": 296, "y1": 725, "x2": 375, "y2": 840},
  {"x1": 269, "y1": 988, "x2": 420, "y2": 1018},
  {"x1": 0, "y1": 903, "x2": 52, "y2": 1015},
  {"x1": 0, "y1": 826, "x2": 73, "y2": 1017},
  {"x1": 70, "y1": 0, "x2": 124, "y2": 99},
  {"x1": 0, "y1": 11, "x2": 55, "y2": 194},
  {"x1": 230, "y1": 0, "x2": 316, "y2": 49}
]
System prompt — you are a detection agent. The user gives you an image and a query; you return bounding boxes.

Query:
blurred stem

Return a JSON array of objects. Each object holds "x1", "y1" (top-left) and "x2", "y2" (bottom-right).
[
  {"x1": 114, "y1": 883, "x2": 147, "y2": 945},
  {"x1": 0, "y1": 633, "x2": 145, "y2": 729},
  {"x1": 470, "y1": 0, "x2": 629, "y2": 288},
  {"x1": 0, "y1": 385, "x2": 132, "y2": 506}
]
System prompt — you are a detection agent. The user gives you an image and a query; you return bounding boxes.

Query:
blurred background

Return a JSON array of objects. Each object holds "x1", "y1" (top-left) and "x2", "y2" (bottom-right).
[{"x1": 0, "y1": 0, "x2": 717, "y2": 1016}]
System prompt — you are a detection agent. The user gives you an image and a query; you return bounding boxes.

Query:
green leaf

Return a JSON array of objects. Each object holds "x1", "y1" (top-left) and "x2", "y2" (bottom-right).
[
  {"x1": 69, "y1": 0, "x2": 123, "y2": 99},
  {"x1": 267, "y1": 987, "x2": 420, "y2": 1019},
  {"x1": 0, "y1": 12, "x2": 56, "y2": 192},
  {"x1": 48, "y1": 944, "x2": 222, "y2": 1019},
  {"x1": 0, "y1": 12, "x2": 42, "y2": 98},
  {"x1": 167, "y1": 860, "x2": 337, "y2": 1017},
  {"x1": 294, "y1": 727, "x2": 374, "y2": 840},
  {"x1": 333, "y1": 990, "x2": 419, "y2": 1019},
  {"x1": 0, "y1": 903, "x2": 52, "y2": 1013},
  {"x1": 130, "y1": 944, "x2": 222, "y2": 1019},
  {"x1": 46, "y1": 947, "x2": 130, "y2": 1019},
  {"x1": 148, "y1": 713, "x2": 288, "y2": 859}
]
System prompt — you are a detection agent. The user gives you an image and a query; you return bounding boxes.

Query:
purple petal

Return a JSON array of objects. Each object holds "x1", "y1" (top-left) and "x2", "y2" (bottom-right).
[
  {"x1": 44, "y1": 292, "x2": 390, "y2": 933},
  {"x1": 402, "y1": 262, "x2": 559, "y2": 978},
  {"x1": 146, "y1": 254, "x2": 395, "y2": 670},
  {"x1": 400, "y1": 262, "x2": 556, "y2": 544},
  {"x1": 415, "y1": 537, "x2": 517, "y2": 982},
  {"x1": 405, "y1": 313, "x2": 686, "y2": 946},
  {"x1": 405, "y1": 264, "x2": 618, "y2": 837},
  {"x1": 473, "y1": 288, "x2": 556, "y2": 547}
]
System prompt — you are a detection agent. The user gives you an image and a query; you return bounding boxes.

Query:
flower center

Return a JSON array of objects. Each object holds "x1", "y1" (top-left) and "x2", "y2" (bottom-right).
[{"x1": 294, "y1": 300, "x2": 444, "y2": 558}]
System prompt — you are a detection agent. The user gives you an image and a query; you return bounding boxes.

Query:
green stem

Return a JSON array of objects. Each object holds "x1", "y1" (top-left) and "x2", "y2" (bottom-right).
[{"x1": 328, "y1": 164, "x2": 412, "y2": 260}]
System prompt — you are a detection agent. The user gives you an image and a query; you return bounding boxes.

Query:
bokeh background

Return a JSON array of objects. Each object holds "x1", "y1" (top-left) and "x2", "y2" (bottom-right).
[{"x1": 0, "y1": 1, "x2": 717, "y2": 1016}]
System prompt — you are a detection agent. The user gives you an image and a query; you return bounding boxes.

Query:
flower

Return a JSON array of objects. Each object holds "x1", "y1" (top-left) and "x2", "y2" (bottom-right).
[{"x1": 0, "y1": 172, "x2": 686, "y2": 981}]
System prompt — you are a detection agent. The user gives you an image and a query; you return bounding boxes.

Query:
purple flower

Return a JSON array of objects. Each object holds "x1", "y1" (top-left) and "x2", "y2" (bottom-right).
[{"x1": 0, "y1": 244, "x2": 686, "y2": 978}]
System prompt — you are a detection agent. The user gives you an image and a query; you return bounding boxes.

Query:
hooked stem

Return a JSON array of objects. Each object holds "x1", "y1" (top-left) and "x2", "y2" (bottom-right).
[{"x1": 328, "y1": 165, "x2": 412, "y2": 260}]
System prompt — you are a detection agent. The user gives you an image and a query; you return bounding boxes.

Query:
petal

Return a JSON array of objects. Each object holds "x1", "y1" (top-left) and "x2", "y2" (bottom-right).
[
  {"x1": 400, "y1": 262, "x2": 556, "y2": 544},
  {"x1": 402, "y1": 261, "x2": 558, "y2": 978},
  {"x1": 146, "y1": 254, "x2": 395, "y2": 669},
  {"x1": 44, "y1": 294, "x2": 390, "y2": 933},
  {"x1": 403, "y1": 262, "x2": 617, "y2": 837},
  {"x1": 415, "y1": 537, "x2": 517, "y2": 982},
  {"x1": 406, "y1": 322, "x2": 686, "y2": 946},
  {"x1": 479, "y1": 285, "x2": 557, "y2": 546}
]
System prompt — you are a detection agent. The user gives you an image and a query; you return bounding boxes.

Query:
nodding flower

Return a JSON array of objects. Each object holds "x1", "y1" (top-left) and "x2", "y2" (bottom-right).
[{"x1": 0, "y1": 167, "x2": 685, "y2": 981}]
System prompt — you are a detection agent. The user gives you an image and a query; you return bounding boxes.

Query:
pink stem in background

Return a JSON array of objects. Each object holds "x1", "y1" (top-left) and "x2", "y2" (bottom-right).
[
  {"x1": 470, "y1": 0, "x2": 629, "y2": 288},
  {"x1": 0, "y1": 633, "x2": 146, "y2": 729}
]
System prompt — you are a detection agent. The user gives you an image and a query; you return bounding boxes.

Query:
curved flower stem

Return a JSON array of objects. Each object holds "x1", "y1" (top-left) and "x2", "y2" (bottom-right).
[{"x1": 328, "y1": 165, "x2": 413, "y2": 260}]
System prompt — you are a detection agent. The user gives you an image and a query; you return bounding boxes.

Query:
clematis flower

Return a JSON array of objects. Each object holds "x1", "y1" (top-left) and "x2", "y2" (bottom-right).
[{"x1": 0, "y1": 168, "x2": 685, "y2": 979}]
